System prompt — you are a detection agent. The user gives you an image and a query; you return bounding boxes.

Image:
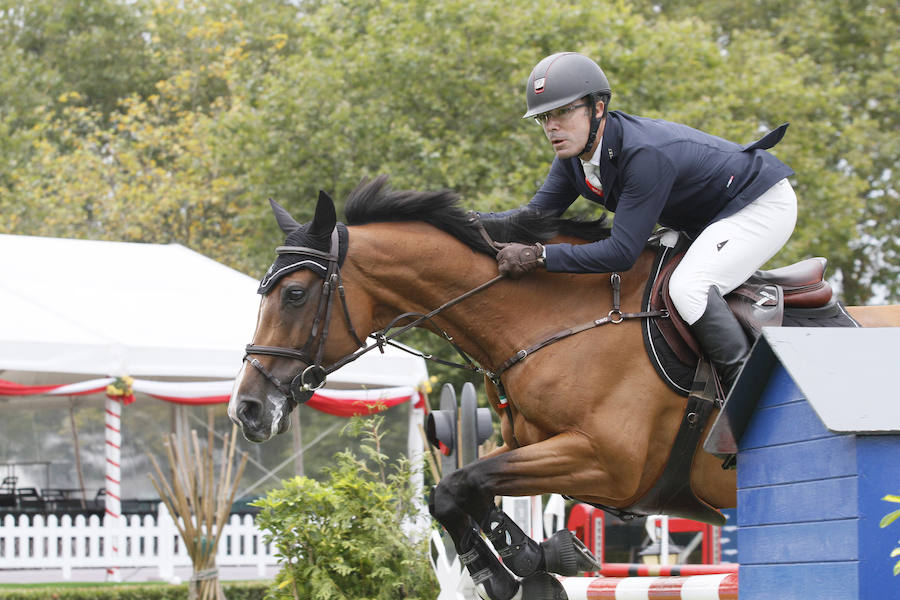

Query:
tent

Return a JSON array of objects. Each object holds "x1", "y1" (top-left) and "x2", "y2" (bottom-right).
[
  {"x1": 0, "y1": 233, "x2": 431, "y2": 580},
  {"x1": 0, "y1": 233, "x2": 429, "y2": 496},
  {"x1": 0, "y1": 233, "x2": 428, "y2": 392}
]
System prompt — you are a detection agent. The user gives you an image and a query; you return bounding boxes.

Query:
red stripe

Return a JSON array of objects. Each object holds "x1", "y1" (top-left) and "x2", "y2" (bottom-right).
[
  {"x1": 719, "y1": 573, "x2": 738, "y2": 598},
  {"x1": 106, "y1": 490, "x2": 121, "y2": 501},
  {"x1": 148, "y1": 393, "x2": 230, "y2": 405},
  {"x1": 105, "y1": 409, "x2": 120, "y2": 418},
  {"x1": 105, "y1": 508, "x2": 120, "y2": 518},
  {"x1": 585, "y1": 577, "x2": 619, "y2": 599},
  {"x1": 581, "y1": 574, "x2": 739, "y2": 600},
  {"x1": 106, "y1": 459, "x2": 120, "y2": 468},
  {"x1": 648, "y1": 576, "x2": 690, "y2": 598},
  {"x1": 600, "y1": 564, "x2": 738, "y2": 577},
  {"x1": 585, "y1": 177, "x2": 604, "y2": 196},
  {"x1": 106, "y1": 440, "x2": 121, "y2": 450},
  {"x1": 105, "y1": 475, "x2": 120, "y2": 485},
  {"x1": 105, "y1": 423, "x2": 121, "y2": 433}
]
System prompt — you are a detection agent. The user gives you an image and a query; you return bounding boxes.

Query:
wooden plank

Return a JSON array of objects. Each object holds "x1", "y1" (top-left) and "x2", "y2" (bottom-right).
[
  {"x1": 738, "y1": 519, "x2": 858, "y2": 564},
  {"x1": 754, "y1": 364, "x2": 804, "y2": 409},
  {"x1": 740, "y1": 398, "x2": 832, "y2": 450},
  {"x1": 740, "y1": 562, "x2": 858, "y2": 600},
  {"x1": 738, "y1": 434, "x2": 857, "y2": 488},
  {"x1": 738, "y1": 476, "x2": 858, "y2": 526}
]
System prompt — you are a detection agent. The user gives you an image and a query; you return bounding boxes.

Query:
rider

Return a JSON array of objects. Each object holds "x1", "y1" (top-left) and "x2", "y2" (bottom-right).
[{"x1": 496, "y1": 52, "x2": 797, "y2": 394}]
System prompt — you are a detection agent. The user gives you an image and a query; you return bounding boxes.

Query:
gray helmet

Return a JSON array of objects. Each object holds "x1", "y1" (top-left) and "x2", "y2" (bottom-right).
[{"x1": 523, "y1": 52, "x2": 611, "y2": 119}]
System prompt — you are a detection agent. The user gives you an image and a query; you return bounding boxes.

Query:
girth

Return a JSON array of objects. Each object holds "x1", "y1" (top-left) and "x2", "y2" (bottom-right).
[{"x1": 589, "y1": 359, "x2": 726, "y2": 525}]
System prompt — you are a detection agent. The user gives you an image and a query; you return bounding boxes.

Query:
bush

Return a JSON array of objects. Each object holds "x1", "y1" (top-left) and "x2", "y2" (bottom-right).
[
  {"x1": 0, "y1": 581, "x2": 269, "y2": 600},
  {"x1": 252, "y1": 416, "x2": 438, "y2": 600}
]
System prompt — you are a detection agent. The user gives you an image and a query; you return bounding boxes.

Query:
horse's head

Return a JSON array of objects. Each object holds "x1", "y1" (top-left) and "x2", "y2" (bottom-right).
[{"x1": 228, "y1": 191, "x2": 365, "y2": 443}]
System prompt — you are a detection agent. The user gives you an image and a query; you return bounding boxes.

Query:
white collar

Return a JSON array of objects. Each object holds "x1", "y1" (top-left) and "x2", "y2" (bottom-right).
[{"x1": 580, "y1": 137, "x2": 604, "y2": 169}]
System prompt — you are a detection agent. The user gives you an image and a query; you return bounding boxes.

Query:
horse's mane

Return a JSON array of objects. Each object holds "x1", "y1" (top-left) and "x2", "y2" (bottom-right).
[{"x1": 344, "y1": 175, "x2": 610, "y2": 255}]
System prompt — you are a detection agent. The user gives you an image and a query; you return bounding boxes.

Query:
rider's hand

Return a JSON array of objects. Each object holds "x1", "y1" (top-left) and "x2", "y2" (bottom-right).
[{"x1": 497, "y1": 243, "x2": 545, "y2": 279}]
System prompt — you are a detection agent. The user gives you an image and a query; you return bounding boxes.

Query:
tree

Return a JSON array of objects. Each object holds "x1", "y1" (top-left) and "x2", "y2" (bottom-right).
[
  {"x1": 630, "y1": 0, "x2": 899, "y2": 302},
  {"x1": 1, "y1": 0, "x2": 895, "y2": 300}
]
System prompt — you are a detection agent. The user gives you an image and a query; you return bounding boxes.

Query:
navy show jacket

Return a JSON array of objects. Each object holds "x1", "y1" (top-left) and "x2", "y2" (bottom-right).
[{"x1": 530, "y1": 111, "x2": 794, "y2": 273}]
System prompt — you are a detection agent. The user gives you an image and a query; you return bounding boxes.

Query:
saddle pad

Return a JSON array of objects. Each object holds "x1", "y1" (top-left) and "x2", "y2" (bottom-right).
[
  {"x1": 641, "y1": 242, "x2": 861, "y2": 397},
  {"x1": 642, "y1": 242, "x2": 695, "y2": 396}
]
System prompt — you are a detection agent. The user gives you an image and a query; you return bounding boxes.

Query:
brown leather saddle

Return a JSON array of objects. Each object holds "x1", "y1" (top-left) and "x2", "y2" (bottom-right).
[
  {"x1": 616, "y1": 240, "x2": 840, "y2": 525},
  {"x1": 650, "y1": 253, "x2": 834, "y2": 365}
]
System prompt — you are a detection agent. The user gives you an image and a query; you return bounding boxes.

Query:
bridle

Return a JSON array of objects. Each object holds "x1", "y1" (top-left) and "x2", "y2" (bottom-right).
[
  {"x1": 243, "y1": 226, "x2": 504, "y2": 408},
  {"x1": 243, "y1": 228, "x2": 366, "y2": 407}
]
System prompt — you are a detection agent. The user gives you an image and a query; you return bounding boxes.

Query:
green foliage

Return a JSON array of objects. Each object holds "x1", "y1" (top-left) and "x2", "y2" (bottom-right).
[
  {"x1": 0, "y1": 581, "x2": 268, "y2": 600},
  {"x1": 0, "y1": 0, "x2": 896, "y2": 304},
  {"x1": 880, "y1": 494, "x2": 900, "y2": 576},
  {"x1": 251, "y1": 415, "x2": 438, "y2": 600}
]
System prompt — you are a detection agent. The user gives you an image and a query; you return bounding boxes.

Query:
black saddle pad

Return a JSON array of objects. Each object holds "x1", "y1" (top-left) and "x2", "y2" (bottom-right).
[{"x1": 641, "y1": 244, "x2": 861, "y2": 397}]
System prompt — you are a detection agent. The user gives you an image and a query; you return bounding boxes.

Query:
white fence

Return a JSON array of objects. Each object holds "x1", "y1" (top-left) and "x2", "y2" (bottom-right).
[{"x1": 0, "y1": 505, "x2": 278, "y2": 580}]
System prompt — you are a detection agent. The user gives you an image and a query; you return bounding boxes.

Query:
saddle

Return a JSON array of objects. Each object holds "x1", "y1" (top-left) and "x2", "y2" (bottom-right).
[{"x1": 649, "y1": 238, "x2": 834, "y2": 366}]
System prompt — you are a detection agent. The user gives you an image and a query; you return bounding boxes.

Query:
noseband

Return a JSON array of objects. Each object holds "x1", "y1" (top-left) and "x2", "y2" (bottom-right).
[{"x1": 243, "y1": 228, "x2": 365, "y2": 407}]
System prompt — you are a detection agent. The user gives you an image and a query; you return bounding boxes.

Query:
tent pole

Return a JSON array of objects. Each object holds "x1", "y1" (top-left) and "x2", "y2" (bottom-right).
[{"x1": 68, "y1": 398, "x2": 87, "y2": 509}]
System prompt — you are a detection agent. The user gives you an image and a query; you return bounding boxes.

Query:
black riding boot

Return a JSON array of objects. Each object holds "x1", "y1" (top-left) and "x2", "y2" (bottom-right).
[{"x1": 690, "y1": 286, "x2": 751, "y2": 396}]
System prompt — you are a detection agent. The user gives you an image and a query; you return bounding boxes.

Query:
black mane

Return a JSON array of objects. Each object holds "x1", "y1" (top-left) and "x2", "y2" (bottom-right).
[{"x1": 344, "y1": 176, "x2": 609, "y2": 255}]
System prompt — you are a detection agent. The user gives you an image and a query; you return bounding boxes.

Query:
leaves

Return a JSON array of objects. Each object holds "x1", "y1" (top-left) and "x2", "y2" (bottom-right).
[
  {"x1": 252, "y1": 416, "x2": 437, "y2": 599},
  {"x1": 0, "y1": 0, "x2": 896, "y2": 299},
  {"x1": 881, "y1": 494, "x2": 900, "y2": 577}
]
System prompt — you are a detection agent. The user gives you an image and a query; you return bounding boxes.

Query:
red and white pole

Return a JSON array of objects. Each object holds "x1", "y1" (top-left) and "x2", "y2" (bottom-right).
[
  {"x1": 104, "y1": 396, "x2": 123, "y2": 582},
  {"x1": 560, "y1": 572, "x2": 738, "y2": 600}
]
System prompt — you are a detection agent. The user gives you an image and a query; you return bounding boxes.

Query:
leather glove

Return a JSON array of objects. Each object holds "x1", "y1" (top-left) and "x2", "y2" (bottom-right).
[{"x1": 497, "y1": 243, "x2": 545, "y2": 279}]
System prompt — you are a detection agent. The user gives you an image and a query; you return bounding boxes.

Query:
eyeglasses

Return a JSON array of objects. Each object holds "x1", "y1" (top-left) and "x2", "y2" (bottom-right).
[{"x1": 533, "y1": 103, "x2": 589, "y2": 126}]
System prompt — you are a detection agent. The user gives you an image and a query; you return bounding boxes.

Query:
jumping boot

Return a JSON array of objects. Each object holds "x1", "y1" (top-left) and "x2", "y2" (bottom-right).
[{"x1": 690, "y1": 286, "x2": 751, "y2": 397}]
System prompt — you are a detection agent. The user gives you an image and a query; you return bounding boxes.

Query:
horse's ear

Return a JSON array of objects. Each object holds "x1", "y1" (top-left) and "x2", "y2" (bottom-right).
[
  {"x1": 269, "y1": 198, "x2": 301, "y2": 234},
  {"x1": 308, "y1": 190, "x2": 337, "y2": 237}
]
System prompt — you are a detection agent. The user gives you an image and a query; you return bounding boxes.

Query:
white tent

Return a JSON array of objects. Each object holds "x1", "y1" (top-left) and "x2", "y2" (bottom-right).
[
  {"x1": 0, "y1": 233, "x2": 431, "y2": 580},
  {"x1": 0, "y1": 233, "x2": 429, "y2": 390},
  {"x1": 0, "y1": 233, "x2": 428, "y2": 484}
]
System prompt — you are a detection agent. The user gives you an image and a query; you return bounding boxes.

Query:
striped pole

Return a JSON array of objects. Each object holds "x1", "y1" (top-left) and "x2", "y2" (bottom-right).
[
  {"x1": 560, "y1": 573, "x2": 738, "y2": 600},
  {"x1": 599, "y1": 563, "x2": 738, "y2": 577},
  {"x1": 104, "y1": 396, "x2": 122, "y2": 582}
]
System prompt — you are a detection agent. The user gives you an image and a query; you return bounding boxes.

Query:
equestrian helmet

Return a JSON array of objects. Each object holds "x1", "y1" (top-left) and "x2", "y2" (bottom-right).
[{"x1": 523, "y1": 52, "x2": 611, "y2": 119}]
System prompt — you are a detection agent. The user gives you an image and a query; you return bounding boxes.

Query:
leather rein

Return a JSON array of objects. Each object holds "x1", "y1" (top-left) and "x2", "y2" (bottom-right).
[{"x1": 244, "y1": 226, "x2": 667, "y2": 413}]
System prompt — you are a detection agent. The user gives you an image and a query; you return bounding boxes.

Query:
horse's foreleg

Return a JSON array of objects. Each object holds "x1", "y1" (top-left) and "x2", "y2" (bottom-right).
[
  {"x1": 429, "y1": 474, "x2": 520, "y2": 600},
  {"x1": 431, "y1": 432, "x2": 613, "y2": 599}
]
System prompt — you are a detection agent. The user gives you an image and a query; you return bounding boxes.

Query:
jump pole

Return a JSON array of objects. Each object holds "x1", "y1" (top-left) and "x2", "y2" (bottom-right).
[
  {"x1": 559, "y1": 572, "x2": 738, "y2": 600},
  {"x1": 598, "y1": 563, "x2": 737, "y2": 577}
]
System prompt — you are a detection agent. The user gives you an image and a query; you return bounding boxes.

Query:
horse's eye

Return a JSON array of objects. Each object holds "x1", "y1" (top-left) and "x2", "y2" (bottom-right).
[{"x1": 283, "y1": 287, "x2": 307, "y2": 306}]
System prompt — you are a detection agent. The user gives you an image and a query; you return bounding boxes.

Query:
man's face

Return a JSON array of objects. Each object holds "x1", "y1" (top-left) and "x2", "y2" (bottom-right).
[{"x1": 534, "y1": 98, "x2": 598, "y2": 159}]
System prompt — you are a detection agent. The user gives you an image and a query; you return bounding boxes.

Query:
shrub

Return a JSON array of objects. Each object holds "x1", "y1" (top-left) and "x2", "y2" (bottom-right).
[{"x1": 252, "y1": 416, "x2": 438, "y2": 600}]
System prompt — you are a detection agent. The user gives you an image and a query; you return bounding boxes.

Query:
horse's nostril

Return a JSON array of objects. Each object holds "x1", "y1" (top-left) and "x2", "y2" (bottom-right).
[{"x1": 237, "y1": 399, "x2": 262, "y2": 425}]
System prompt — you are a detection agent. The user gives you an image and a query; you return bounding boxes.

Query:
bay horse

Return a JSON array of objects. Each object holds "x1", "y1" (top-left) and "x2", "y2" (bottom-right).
[{"x1": 228, "y1": 177, "x2": 900, "y2": 600}]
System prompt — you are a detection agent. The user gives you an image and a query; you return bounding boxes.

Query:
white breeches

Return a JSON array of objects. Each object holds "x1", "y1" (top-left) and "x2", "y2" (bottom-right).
[{"x1": 669, "y1": 178, "x2": 798, "y2": 325}]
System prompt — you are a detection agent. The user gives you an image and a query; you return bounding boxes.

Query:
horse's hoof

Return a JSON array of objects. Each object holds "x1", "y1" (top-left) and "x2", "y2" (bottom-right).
[
  {"x1": 540, "y1": 530, "x2": 601, "y2": 576},
  {"x1": 520, "y1": 572, "x2": 567, "y2": 600}
]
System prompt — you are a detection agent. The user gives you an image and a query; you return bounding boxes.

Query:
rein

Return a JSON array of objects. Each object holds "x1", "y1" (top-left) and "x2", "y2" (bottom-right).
[{"x1": 243, "y1": 227, "x2": 668, "y2": 416}]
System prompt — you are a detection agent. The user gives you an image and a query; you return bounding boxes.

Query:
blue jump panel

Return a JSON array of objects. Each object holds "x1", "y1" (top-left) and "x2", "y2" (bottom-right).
[{"x1": 736, "y1": 362, "x2": 900, "y2": 599}]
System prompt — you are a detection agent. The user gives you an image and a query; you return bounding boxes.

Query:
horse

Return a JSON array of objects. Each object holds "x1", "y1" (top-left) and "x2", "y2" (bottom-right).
[{"x1": 228, "y1": 176, "x2": 900, "y2": 600}]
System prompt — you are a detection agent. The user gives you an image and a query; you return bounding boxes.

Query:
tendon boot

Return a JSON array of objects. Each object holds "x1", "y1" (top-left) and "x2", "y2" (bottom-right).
[
  {"x1": 483, "y1": 507, "x2": 545, "y2": 577},
  {"x1": 690, "y1": 286, "x2": 752, "y2": 397},
  {"x1": 459, "y1": 530, "x2": 521, "y2": 600}
]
